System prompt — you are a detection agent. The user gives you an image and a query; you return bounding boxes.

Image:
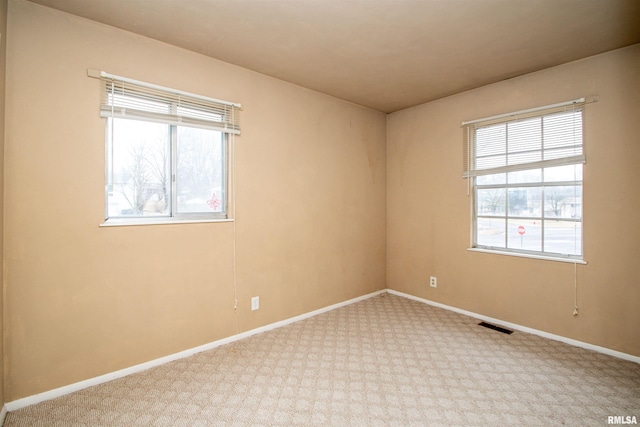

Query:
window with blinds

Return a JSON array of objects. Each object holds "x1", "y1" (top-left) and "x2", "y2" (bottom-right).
[
  {"x1": 97, "y1": 72, "x2": 241, "y2": 224},
  {"x1": 462, "y1": 99, "x2": 585, "y2": 260}
]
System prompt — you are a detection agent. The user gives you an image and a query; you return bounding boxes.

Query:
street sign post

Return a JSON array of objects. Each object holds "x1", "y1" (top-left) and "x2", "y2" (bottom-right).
[{"x1": 518, "y1": 225, "x2": 525, "y2": 248}]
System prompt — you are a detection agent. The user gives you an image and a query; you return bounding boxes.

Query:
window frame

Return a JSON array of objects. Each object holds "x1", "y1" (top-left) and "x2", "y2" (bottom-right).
[
  {"x1": 95, "y1": 71, "x2": 240, "y2": 226},
  {"x1": 471, "y1": 168, "x2": 584, "y2": 262},
  {"x1": 463, "y1": 99, "x2": 586, "y2": 263},
  {"x1": 172, "y1": 125, "x2": 229, "y2": 221},
  {"x1": 103, "y1": 117, "x2": 230, "y2": 225}
]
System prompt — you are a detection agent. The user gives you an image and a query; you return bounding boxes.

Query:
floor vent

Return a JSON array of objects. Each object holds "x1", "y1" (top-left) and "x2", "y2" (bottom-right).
[{"x1": 478, "y1": 321, "x2": 513, "y2": 335}]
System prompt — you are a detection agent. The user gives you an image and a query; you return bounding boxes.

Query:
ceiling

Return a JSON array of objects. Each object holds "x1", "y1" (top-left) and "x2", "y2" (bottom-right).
[{"x1": 26, "y1": 0, "x2": 640, "y2": 113}]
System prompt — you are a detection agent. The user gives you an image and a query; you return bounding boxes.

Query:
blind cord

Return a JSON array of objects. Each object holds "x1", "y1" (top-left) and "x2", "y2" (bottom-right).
[
  {"x1": 108, "y1": 80, "x2": 115, "y2": 219},
  {"x1": 573, "y1": 261, "x2": 579, "y2": 316},
  {"x1": 231, "y1": 131, "x2": 239, "y2": 334},
  {"x1": 467, "y1": 127, "x2": 474, "y2": 249},
  {"x1": 466, "y1": 126, "x2": 471, "y2": 197},
  {"x1": 572, "y1": 104, "x2": 579, "y2": 317}
]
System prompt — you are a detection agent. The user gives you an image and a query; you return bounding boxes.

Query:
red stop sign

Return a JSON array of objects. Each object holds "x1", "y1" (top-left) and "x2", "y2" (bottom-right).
[{"x1": 518, "y1": 225, "x2": 526, "y2": 235}]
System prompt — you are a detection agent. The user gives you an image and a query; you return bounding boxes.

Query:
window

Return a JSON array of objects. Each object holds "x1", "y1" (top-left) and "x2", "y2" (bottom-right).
[
  {"x1": 98, "y1": 72, "x2": 240, "y2": 223},
  {"x1": 463, "y1": 99, "x2": 585, "y2": 260}
]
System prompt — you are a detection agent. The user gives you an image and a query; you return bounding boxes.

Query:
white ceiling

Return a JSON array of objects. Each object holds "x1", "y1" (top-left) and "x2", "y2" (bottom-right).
[{"x1": 26, "y1": 0, "x2": 640, "y2": 113}]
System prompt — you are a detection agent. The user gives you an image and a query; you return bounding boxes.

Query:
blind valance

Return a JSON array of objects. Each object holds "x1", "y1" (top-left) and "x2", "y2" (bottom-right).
[{"x1": 98, "y1": 71, "x2": 241, "y2": 134}]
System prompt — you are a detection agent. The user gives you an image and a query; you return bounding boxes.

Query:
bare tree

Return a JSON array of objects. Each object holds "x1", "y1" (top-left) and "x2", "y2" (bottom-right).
[
  {"x1": 145, "y1": 141, "x2": 170, "y2": 213},
  {"x1": 118, "y1": 144, "x2": 152, "y2": 214},
  {"x1": 476, "y1": 174, "x2": 506, "y2": 215},
  {"x1": 478, "y1": 188, "x2": 505, "y2": 215},
  {"x1": 177, "y1": 128, "x2": 222, "y2": 200},
  {"x1": 545, "y1": 186, "x2": 573, "y2": 217},
  {"x1": 117, "y1": 138, "x2": 169, "y2": 215}
]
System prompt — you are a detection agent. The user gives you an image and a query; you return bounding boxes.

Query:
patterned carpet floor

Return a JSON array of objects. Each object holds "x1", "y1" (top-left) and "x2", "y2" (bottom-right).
[{"x1": 5, "y1": 293, "x2": 640, "y2": 426}]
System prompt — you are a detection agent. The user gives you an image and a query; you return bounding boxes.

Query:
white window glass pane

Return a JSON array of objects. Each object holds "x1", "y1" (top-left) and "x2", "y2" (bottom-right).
[
  {"x1": 508, "y1": 187, "x2": 542, "y2": 217},
  {"x1": 476, "y1": 218, "x2": 505, "y2": 248},
  {"x1": 108, "y1": 118, "x2": 170, "y2": 217},
  {"x1": 507, "y1": 219, "x2": 541, "y2": 252},
  {"x1": 544, "y1": 186, "x2": 581, "y2": 219},
  {"x1": 477, "y1": 188, "x2": 506, "y2": 216},
  {"x1": 507, "y1": 169, "x2": 541, "y2": 184},
  {"x1": 176, "y1": 127, "x2": 225, "y2": 214},
  {"x1": 544, "y1": 164, "x2": 582, "y2": 182},
  {"x1": 544, "y1": 220, "x2": 582, "y2": 256},
  {"x1": 476, "y1": 173, "x2": 506, "y2": 186}
]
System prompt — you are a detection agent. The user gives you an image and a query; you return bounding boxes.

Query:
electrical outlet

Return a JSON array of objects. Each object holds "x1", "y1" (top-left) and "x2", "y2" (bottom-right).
[
  {"x1": 251, "y1": 296, "x2": 260, "y2": 311},
  {"x1": 430, "y1": 276, "x2": 437, "y2": 288}
]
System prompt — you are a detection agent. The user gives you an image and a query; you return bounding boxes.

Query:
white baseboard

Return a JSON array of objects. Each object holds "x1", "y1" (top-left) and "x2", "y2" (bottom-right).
[
  {"x1": 7, "y1": 287, "x2": 636, "y2": 414},
  {"x1": 5, "y1": 289, "x2": 386, "y2": 412},
  {"x1": 387, "y1": 289, "x2": 640, "y2": 365}
]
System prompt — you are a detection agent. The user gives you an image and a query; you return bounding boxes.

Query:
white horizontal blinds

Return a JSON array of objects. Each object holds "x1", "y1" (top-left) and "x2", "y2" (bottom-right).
[
  {"x1": 463, "y1": 100, "x2": 584, "y2": 178},
  {"x1": 100, "y1": 73, "x2": 240, "y2": 134}
]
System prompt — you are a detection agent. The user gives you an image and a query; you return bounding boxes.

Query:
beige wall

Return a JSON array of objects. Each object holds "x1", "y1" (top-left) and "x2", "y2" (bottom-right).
[
  {"x1": 0, "y1": 0, "x2": 7, "y2": 409},
  {"x1": 387, "y1": 44, "x2": 640, "y2": 357},
  {"x1": 3, "y1": 0, "x2": 638, "y2": 405},
  {"x1": 4, "y1": 0, "x2": 386, "y2": 401}
]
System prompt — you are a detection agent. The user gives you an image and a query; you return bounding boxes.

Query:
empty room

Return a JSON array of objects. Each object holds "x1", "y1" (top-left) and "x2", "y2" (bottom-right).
[{"x1": 0, "y1": 0, "x2": 639, "y2": 425}]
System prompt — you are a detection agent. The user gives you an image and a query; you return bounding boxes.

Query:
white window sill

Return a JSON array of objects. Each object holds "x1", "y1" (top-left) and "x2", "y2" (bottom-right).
[
  {"x1": 467, "y1": 247, "x2": 587, "y2": 264},
  {"x1": 100, "y1": 218, "x2": 234, "y2": 227}
]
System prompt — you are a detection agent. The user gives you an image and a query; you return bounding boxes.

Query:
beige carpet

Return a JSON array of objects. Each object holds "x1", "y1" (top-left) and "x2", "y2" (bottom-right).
[{"x1": 4, "y1": 293, "x2": 640, "y2": 426}]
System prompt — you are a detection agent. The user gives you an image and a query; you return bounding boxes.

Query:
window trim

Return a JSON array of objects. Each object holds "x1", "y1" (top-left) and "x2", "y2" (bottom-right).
[
  {"x1": 100, "y1": 217, "x2": 234, "y2": 227},
  {"x1": 467, "y1": 247, "x2": 587, "y2": 264}
]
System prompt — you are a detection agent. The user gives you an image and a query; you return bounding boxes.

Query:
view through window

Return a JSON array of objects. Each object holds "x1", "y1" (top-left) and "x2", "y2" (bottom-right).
[{"x1": 107, "y1": 118, "x2": 226, "y2": 219}]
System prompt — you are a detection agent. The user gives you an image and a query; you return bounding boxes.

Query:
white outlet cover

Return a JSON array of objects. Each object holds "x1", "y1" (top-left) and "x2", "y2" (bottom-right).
[{"x1": 251, "y1": 296, "x2": 260, "y2": 311}]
